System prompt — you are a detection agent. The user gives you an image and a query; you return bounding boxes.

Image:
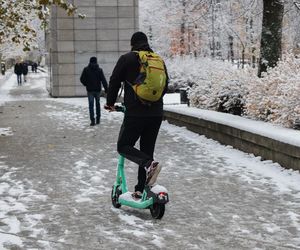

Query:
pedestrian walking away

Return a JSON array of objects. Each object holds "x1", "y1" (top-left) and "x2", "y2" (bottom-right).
[
  {"x1": 33, "y1": 62, "x2": 38, "y2": 73},
  {"x1": 1, "y1": 61, "x2": 5, "y2": 75},
  {"x1": 80, "y1": 57, "x2": 108, "y2": 126},
  {"x1": 22, "y1": 62, "x2": 28, "y2": 83},
  {"x1": 105, "y1": 31, "x2": 169, "y2": 199},
  {"x1": 14, "y1": 61, "x2": 23, "y2": 86}
]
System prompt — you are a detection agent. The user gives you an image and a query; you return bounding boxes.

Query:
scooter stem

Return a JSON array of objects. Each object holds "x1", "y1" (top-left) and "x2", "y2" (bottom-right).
[{"x1": 117, "y1": 155, "x2": 128, "y2": 193}]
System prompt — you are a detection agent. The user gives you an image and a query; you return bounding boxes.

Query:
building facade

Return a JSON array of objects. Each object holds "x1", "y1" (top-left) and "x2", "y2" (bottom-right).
[{"x1": 47, "y1": 0, "x2": 138, "y2": 97}]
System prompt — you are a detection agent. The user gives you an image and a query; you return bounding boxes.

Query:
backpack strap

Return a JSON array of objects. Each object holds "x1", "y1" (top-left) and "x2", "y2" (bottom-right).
[{"x1": 118, "y1": 82, "x2": 124, "y2": 100}]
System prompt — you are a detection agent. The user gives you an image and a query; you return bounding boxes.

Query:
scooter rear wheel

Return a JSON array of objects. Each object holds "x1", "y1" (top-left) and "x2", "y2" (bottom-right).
[
  {"x1": 111, "y1": 186, "x2": 122, "y2": 208},
  {"x1": 150, "y1": 203, "x2": 165, "y2": 219}
]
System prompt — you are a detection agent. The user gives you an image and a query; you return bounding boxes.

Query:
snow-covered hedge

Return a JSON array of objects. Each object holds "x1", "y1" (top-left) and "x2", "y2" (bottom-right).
[
  {"x1": 245, "y1": 54, "x2": 300, "y2": 129},
  {"x1": 165, "y1": 55, "x2": 300, "y2": 129},
  {"x1": 165, "y1": 56, "x2": 252, "y2": 115}
]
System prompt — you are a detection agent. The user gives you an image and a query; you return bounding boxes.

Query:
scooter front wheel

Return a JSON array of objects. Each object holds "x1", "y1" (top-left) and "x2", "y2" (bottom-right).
[
  {"x1": 111, "y1": 186, "x2": 122, "y2": 208},
  {"x1": 150, "y1": 203, "x2": 165, "y2": 219}
]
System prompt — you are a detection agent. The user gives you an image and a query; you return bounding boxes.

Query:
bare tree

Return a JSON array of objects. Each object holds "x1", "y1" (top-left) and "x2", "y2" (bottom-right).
[
  {"x1": 140, "y1": 0, "x2": 300, "y2": 66},
  {"x1": 258, "y1": 0, "x2": 284, "y2": 77}
]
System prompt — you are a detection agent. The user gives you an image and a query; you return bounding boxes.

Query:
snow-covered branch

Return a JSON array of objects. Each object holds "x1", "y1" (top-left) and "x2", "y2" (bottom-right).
[
  {"x1": 0, "y1": 0, "x2": 84, "y2": 51},
  {"x1": 294, "y1": 1, "x2": 300, "y2": 10}
]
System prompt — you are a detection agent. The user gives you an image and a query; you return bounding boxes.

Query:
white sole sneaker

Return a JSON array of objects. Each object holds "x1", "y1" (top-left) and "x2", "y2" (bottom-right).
[{"x1": 146, "y1": 163, "x2": 162, "y2": 186}]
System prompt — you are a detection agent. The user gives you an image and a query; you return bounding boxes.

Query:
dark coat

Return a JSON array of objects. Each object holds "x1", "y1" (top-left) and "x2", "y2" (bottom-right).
[
  {"x1": 106, "y1": 43, "x2": 169, "y2": 117},
  {"x1": 14, "y1": 63, "x2": 23, "y2": 75},
  {"x1": 80, "y1": 63, "x2": 108, "y2": 92},
  {"x1": 22, "y1": 63, "x2": 28, "y2": 75}
]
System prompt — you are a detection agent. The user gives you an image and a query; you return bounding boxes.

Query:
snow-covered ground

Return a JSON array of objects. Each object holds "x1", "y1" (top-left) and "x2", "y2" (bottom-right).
[{"x1": 0, "y1": 72, "x2": 300, "y2": 249}]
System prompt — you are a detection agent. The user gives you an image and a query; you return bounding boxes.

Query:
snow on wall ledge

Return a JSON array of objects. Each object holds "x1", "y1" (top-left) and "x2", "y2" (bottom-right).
[{"x1": 163, "y1": 105, "x2": 300, "y2": 171}]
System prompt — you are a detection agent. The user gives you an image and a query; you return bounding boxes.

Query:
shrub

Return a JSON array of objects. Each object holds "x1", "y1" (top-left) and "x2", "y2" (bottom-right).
[
  {"x1": 166, "y1": 54, "x2": 300, "y2": 129},
  {"x1": 245, "y1": 53, "x2": 300, "y2": 128}
]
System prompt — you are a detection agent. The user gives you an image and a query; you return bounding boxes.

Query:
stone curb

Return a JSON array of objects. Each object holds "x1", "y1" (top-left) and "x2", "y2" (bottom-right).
[{"x1": 163, "y1": 110, "x2": 300, "y2": 171}]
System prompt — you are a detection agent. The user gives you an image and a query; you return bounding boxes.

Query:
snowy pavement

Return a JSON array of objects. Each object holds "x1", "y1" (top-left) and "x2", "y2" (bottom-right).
[{"x1": 0, "y1": 72, "x2": 300, "y2": 249}]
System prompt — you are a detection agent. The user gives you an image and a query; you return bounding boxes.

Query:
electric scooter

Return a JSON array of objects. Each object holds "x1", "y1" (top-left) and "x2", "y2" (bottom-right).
[{"x1": 110, "y1": 105, "x2": 169, "y2": 219}]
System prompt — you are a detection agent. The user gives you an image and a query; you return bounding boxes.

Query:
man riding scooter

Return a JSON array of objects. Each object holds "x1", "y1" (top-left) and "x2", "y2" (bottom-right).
[{"x1": 105, "y1": 31, "x2": 169, "y2": 199}]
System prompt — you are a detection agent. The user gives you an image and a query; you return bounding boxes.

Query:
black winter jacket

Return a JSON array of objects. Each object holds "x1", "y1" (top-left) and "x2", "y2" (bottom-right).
[
  {"x1": 14, "y1": 63, "x2": 23, "y2": 75},
  {"x1": 106, "y1": 43, "x2": 169, "y2": 117},
  {"x1": 80, "y1": 63, "x2": 108, "y2": 92},
  {"x1": 22, "y1": 63, "x2": 28, "y2": 75}
]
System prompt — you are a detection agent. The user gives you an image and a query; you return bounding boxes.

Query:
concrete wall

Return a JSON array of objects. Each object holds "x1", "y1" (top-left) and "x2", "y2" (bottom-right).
[
  {"x1": 163, "y1": 110, "x2": 300, "y2": 171},
  {"x1": 48, "y1": 0, "x2": 139, "y2": 97}
]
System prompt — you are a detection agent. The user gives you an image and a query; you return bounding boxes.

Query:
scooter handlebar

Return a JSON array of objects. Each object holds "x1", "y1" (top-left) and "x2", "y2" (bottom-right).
[
  {"x1": 104, "y1": 104, "x2": 125, "y2": 113},
  {"x1": 114, "y1": 105, "x2": 125, "y2": 112}
]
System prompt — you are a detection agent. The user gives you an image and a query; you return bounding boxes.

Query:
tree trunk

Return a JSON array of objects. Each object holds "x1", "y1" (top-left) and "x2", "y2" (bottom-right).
[
  {"x1": 252, "y1": 47, "x2": 256, "y2": 68},
  {"x1": 242, "y1": 48, "x2": 245, "y2": 69},
  {"x1": 180, "y1": 0, "x2": 186, "y2": 56},
  {"x1": 148, "y1": 26, "x2": 153, "y2": 43},
  {"x1": 228, "y1": 35, "x2": 234, "y2": 63},
  {"x1": 180, "y1": 22, "x2": 185, "y2": 56},
  {"x1": 258, "y1": 0, "x2": 284, "y2": 77},
  {"x1": 211, "y1": 0, "x2": 215, "y2": 58}
]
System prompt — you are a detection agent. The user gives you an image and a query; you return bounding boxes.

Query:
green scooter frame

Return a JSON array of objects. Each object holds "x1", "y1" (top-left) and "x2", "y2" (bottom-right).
[{"x1": 110, "y1": 105, "x2": 169, "y2": 219}]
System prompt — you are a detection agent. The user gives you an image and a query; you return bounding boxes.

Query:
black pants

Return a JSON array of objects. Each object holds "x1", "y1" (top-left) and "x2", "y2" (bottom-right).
[
  {"x1": 87, "y1": 91, "x2": 101, "y2": 122},
  {"x1": 117, "y1": 116, "x2": 162, "y2": 192},
  {"x1": 17, "y1": 75, "x2": 22, "y2": 85}
]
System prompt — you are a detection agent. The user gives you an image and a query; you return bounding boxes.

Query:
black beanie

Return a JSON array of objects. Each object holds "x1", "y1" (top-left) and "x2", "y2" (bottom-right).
[
  {"x1": 89, "y1": 57, "x2": 97, "y2": 63},
  {"x1": 130, "y1": 32, "x2": 148, "y2": 46}
]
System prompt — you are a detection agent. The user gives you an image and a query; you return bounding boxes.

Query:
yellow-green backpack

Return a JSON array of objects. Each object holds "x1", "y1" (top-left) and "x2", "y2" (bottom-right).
[{"x1": 132, "y1": 51, "x2": 167, "y2": 103}]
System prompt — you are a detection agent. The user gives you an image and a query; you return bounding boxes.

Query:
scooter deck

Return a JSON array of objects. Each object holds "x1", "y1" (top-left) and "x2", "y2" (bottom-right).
[{"x1": 119, "y1": 192, "x2": 153, "y2": 209}]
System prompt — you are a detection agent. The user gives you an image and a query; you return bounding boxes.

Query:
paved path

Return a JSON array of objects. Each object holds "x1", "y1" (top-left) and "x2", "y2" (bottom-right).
[{"x1": 0, "y1": 72, "x2": 300, "y2": 249}]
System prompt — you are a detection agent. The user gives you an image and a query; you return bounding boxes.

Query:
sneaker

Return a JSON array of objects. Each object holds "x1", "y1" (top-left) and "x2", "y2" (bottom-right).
[
  {"x1": 145, "y1": 161, "x2": 161, "y2": 186},
  {"x1": 131, "y1": 191, "x2": 142, "y2": 200}
]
